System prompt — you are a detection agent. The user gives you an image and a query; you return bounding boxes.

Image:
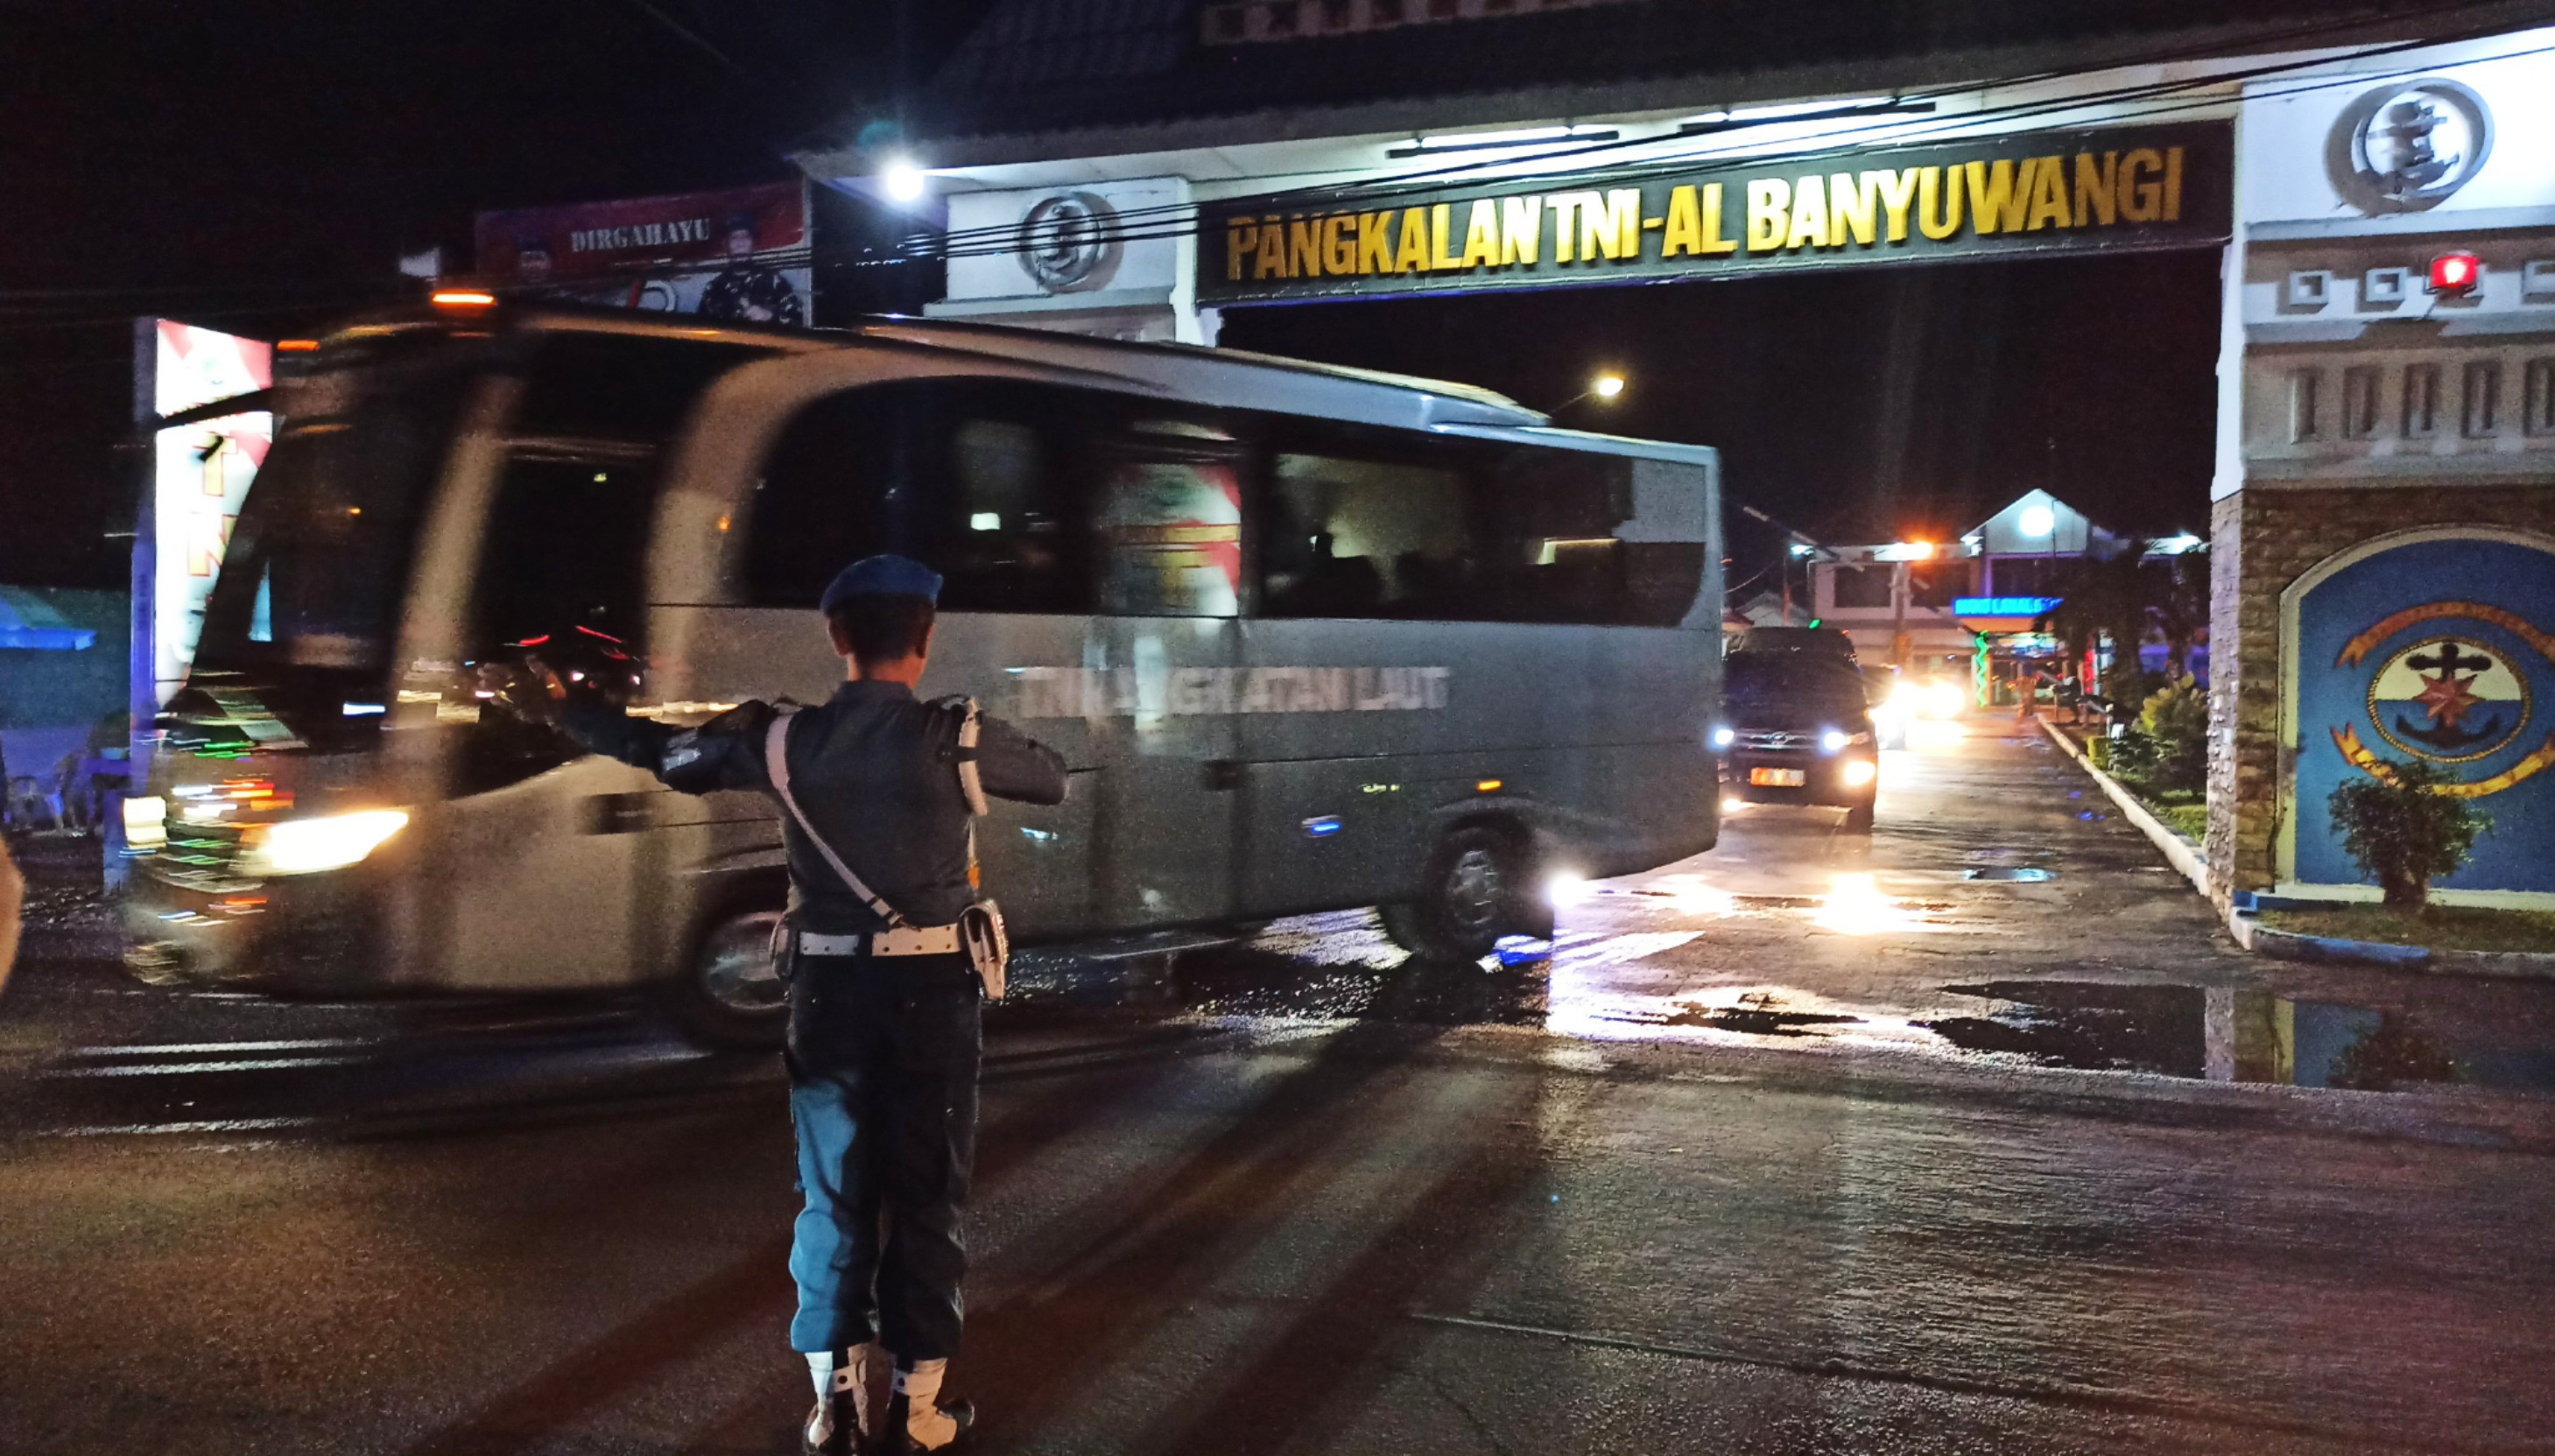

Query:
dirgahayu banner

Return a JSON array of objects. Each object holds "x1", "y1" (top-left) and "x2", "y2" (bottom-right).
[{"x1": 1199, "y1": 121, "x2": 2229, "y2": 302}]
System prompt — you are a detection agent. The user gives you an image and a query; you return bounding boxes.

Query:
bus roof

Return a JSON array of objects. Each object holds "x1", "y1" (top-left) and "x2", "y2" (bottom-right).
[{"x1": 373, "y1": 304, "x2": 1711, "y2": 463}]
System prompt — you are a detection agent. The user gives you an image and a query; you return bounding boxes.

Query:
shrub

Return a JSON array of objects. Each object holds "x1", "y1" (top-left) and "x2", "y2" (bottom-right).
[
  {"x1": 2326, "y1": 756, "x2": 2488, "y2": 911},
  {"x1": 2132, "y1": 679, "x2": 2208, "y2": 795}
]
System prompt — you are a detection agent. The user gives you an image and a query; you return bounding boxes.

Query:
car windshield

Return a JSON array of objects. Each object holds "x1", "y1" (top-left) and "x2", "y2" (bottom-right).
[{"x1": 1726, "y1": 654, "x2": 1868, "y2": 715}]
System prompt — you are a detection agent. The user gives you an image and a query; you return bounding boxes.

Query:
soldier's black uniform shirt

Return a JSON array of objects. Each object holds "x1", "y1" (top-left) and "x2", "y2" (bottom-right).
[{"x1": 562, "y1": 679, "x2": 1066, "y2": 931}]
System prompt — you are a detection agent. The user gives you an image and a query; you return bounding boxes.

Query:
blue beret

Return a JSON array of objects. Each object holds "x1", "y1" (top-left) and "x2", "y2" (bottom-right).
[{"x1": 820, "y1": 554, "x2": 942, "y2": 615}]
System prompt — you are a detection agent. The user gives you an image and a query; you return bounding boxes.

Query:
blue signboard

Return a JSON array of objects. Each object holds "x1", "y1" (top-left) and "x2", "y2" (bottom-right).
[
  {"x1": 2289, "y1": 533, "x2": 2555, "y2": 894},
  {"x1": 1953, "y1": 597, "x2": 2061, "y2": 617}
]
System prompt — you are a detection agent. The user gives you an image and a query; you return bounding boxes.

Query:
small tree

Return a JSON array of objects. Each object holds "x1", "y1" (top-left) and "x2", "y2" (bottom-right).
[{"x1": 2326, "y1": 756, "x2": 2488, "y2": 911}]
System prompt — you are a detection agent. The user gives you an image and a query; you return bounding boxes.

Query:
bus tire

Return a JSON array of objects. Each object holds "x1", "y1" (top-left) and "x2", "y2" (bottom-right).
[
  {"x1": 663, "y1": 905, "x2": 789, "y2": 1050},
  {"x1": 1844, "y1": 798, "x2": 1876, "y2": 834},
  {"x1": 1417, "y1": 823, "x2": 1534, "y2": 960}
]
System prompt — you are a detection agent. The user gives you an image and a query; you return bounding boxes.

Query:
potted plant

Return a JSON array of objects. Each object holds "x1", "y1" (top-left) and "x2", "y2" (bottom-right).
[{"x1": 2326, "y1": 757, "x2": 2488, "y2": 912}]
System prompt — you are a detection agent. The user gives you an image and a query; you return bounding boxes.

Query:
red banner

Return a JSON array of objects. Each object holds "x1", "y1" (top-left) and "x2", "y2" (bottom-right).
[{"x1": 475, "y1": 180, "x2": 807, "y2": 284}]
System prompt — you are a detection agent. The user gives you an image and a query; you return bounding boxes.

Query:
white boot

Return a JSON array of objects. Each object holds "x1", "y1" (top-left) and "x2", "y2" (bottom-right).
[
  {"x1": 890, "y1": 1358, "x2": 975, "y2": 1452},
  {"x1": 803, "y1": 1343, "x2": 881, "y2": 1455}
]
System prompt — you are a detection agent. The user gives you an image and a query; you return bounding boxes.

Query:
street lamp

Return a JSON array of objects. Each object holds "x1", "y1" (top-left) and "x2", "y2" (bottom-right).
[
  {"x1": 881, "y1": 158, "x2": 928, "y2": 203},
  {"x1": 1555, "y1": 371, "x2": 1628, "y2": 413},
  {"x1": 2017, "y1": 503, "x2": 2056, "y2": 538}
]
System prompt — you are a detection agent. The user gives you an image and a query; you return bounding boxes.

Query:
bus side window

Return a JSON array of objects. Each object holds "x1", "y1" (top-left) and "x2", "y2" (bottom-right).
[
  {"x1": 742, "y1": 381, "x2": 1083, "y2": 614},
  {"x1": 1263, "y1": 431, "x2": 1472, "y2": 622},
  {"x1": 454, "y1": 454, "x2": 659, "y2": 792}
]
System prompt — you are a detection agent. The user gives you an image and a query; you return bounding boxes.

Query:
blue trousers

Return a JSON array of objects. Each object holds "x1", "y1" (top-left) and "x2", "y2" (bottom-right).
[{"x1": 785, "y1": 951, "x2": 982, "y2": 1359}]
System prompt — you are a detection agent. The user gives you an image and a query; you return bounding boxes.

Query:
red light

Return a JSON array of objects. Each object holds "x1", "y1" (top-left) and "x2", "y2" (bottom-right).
[
  {"x1": 275, "y1": 338, "x2": 318, "y2": 353},
  {"x1": 2428, "y1": 252, "x2": 2481, "y2": 295}
]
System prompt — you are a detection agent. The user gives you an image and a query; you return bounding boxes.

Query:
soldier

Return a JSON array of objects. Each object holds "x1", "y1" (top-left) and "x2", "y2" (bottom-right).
[{"x1": 492, "y1": 554, "x2": 1065, "y2": 1453}]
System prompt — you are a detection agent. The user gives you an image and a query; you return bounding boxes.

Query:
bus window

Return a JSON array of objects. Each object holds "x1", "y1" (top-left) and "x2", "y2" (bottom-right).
[
  {"x1": 741, "y1": 382, "x2": 1083, "y2": 614},
  {"x1": 1264, "y1": 446, "x2": 1468, "y2": 620},
  {"x1": 452, "y1": 454, "x2": 659, "y2": 792},
  {"x1": 1254, "y1": 426, "x2": 1704, "y2": 627}
]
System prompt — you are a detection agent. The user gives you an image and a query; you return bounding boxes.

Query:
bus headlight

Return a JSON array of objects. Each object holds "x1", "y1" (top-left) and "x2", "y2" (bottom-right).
[
  {"x1": 242, "y1": 810, "x2": 409, "y2": 876},
  {"x1": 122, "y1": 795, "x2": 168, "y2": 850},
  {"x1": 1841, "y1": 758, "x2": 1878, "y2": 789},
  {"x1": 1710, "y1": 726, "x2": 1735, "y2": 749}
]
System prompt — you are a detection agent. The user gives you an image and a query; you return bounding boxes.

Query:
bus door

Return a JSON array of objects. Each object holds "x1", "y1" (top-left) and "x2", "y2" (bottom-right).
[
  {"x1": 411, "y1": 436, "x2": 666, "y2": 990},
  {"x1": 1078, "y1": 415, "x2": 1248, "y2": 929}
]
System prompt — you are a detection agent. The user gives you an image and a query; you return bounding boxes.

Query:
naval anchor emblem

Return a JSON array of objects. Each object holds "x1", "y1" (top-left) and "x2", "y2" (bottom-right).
[
  {"x1": 1016, "y1": 192, "x2": 1122, "y2": 292},
  {"x1": 2329, "y1": 78, "x2": 2493, "y2": 215},
  {"x1": 2332, "y1": 602, "x2": 2555, "y2": 797}
]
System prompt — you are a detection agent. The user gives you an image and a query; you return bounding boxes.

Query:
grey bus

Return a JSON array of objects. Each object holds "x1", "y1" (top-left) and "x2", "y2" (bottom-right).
[{"x1": 123, "y1": 306, "x2": 1722, "y2": 1044}]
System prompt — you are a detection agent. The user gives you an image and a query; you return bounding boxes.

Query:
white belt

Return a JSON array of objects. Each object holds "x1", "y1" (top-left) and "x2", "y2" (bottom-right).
[{"x1": 798, "y1": 925, "x2": 962, "y2": 958}]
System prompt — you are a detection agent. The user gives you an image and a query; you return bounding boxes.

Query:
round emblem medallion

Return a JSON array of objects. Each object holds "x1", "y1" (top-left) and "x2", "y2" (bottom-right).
[
  {"x1": 2329, "y1": 79, "x2": 2492, "y2": 214},
  {"x1": 2366, "y1": 635, "x2": 2530, "y2": 763},
  {"x1": 1017, "y1": 193, "x2": 1121, "y2": 292}
]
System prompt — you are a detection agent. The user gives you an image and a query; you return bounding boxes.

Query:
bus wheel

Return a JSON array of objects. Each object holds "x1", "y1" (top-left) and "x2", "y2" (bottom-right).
[
  {"x1": 665, "y1": 907, "x2": 788, "y2": 1050},
  {"x1": 1376, "y1": 901, "x2": 1428, "y2": 953},
  {"x1": 1417, "y1": 825, "x2": 1531, "y2": 960}
]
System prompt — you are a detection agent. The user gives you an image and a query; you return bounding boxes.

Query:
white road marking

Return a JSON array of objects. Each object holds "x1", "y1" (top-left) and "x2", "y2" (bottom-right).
[
  {"x1": 66, "y1": 1038, "x2": 366, "y2": 1059},
  {"x1": 44, "y1": 1055, "x2": 373, "y2": 1079}
]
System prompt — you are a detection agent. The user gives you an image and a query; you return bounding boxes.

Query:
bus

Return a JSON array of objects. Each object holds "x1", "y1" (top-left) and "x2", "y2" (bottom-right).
[{"x1": 123, "y1": 305, "x2": 1722, "y2": 1045}]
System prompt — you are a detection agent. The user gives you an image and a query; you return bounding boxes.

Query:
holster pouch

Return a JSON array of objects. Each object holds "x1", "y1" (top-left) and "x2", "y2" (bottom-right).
[
  {"x1": 959, "y1": 900, "x2": 1008, "y2": 1001},
  {"x1": 769, "y1": 911, "x2": 799, "y2": 984}
]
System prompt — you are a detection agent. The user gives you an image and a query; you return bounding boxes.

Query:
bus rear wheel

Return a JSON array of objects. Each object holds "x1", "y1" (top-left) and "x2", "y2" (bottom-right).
[{"x1": 664, "y1": 906, "x2": 789, "y2": 1050}]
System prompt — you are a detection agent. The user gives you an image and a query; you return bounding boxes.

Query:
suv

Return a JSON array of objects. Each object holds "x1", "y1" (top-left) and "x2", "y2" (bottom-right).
[{"x1": 1714, "y1": 651, "x2": 1881, "y2": 832}]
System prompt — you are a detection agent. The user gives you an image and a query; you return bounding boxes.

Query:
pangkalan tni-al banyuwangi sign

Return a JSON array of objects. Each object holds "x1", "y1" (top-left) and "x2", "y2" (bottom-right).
[{"x1": 1200, "y1": 121, "x2": 2230, "y2": 303}]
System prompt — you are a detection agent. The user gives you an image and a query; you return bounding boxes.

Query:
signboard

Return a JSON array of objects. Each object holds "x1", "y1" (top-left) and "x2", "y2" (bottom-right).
[
  {"x1": 475, "y1": 180, "x2": 813, "y2": 325},
  {"x1": 148, "y1": 322, "x2": 271, "y2": 707},
  {"x1": 2287, "y1": 531, "x2": 2555, "y2": 896},
  {"x1": 1200, "y1": 121, "x2": 2230, "y2": 304}
]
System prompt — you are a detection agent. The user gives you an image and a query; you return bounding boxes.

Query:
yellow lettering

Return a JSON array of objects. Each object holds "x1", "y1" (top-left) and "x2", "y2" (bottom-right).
[
  {"x1": 1746, "y1": 178, "x2": 1789, "y2": 251},
  {"x1": 1828, "y1": 172, "x2": 1877, "y2": 247},
  {"x1": 1500, "y1": 195, "x2": 1543, "y2": 264},
  {"x1": 1290, "y1": 217, "x2": 1324, "y2": 276},
  {"x1": 1875, "y1": 168, "x2": 1919, "y2": 243},
  {"x1": 1661, "y1": 184, "x2": 1701, "y2": 257},
  {"x1": 1356, "y1": 211, "x2": 1393, "y2": 274},
  {"x1": 2073, "y1": 152, "x2": 2117, "y2": 227},
  {"x1": 1254, "y1": 220, "x2": 1289, "y2": 278},
  {"x1": 1460, "y1": 199, "x2": 1499, "y2": 268},
  {"x1": 1698, "y1": 181, "x2": 1737, "y2": 254},
  {"x1": 1394, "y1": 207, "x2": 1431, "y2": 272},
  {"x1": 1597, "y1": 188, "x2": 1641, "y2": 259},
  {"x1": 2118, "y1": 148, "x2": 2163, "y2": 222},
  {"x1": 1784, "y1": 174, "x2": 1828, "y2": 250},
  {"x1": 1964, "y1": 158, "x2": 2031, "y2": 235},
  {"x1": 2164, "y1": 145, "x2": 2184, "y2": 222},
  {"x1": 1917, "y1": 165, "x2": 1962, "y2": 240},
  {"x1": 1322, "y1": 215, "x2": 1356, "y2": 275},
  {"x1": 2025, "y1": 156, "x2": 2070, "y2": 230},
  {"x1": 1226, "y1": 216, "x2": 1256, "y2": 281},
  {"x1": 1430, "y1": 203, "x2": 1462, "y2": 270}
]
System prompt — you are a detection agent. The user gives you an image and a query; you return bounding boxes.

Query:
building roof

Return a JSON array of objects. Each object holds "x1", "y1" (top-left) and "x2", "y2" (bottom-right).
[{"x1": 856, "y1": 0, "x2": 2429, "y2": 158}]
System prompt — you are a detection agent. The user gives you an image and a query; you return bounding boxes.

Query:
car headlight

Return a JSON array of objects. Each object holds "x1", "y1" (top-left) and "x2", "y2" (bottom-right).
[
  {"x1": 1710, "y1": 726, "x2": 1735, "y2": 749},
  {"x1": 122, "y1": 794, "x2": 168, "y2": 850},
  {"x1": 1925, "y1": 682, "x2": 1965, "y2": 718},
  {"x1": 241, "y1": 810, "x2": 409, "y2": 876},
  {"x1": 1819, "y1": 728, "x2": 1851, "y2": 754},
  {"x1": 1841, "y1": 758, "x2": 1879, "y2": 788}
]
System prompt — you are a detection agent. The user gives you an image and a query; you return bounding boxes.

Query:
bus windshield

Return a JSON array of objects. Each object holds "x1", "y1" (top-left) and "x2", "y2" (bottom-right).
[{"x1": 193, "y1": 345, "x2": 474, "y2": 693}]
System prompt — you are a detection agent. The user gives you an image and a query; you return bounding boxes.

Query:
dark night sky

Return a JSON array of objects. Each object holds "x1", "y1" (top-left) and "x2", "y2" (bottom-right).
[{"x1": 0, "y1": 2, "x2": 2221, "y2": 592}]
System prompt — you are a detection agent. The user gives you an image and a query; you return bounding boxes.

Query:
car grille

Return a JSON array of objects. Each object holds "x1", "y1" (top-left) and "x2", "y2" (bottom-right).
[
  {"x1": 1733, "y1": 729, "x2": 1816, "y2": 752},
  {"x1": 149, "y1": 819, "x2": 258, "y2": 894}
]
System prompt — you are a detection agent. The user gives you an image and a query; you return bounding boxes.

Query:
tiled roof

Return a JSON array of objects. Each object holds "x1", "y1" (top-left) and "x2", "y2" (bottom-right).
[{"x1": 910, "y1": 0, "x2": 2404, "y2": 142}]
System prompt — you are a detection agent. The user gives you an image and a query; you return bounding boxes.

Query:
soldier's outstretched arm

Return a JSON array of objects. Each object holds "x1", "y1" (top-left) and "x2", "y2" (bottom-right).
[
  {"x1": 973, "y1": 714, "x2": 1068, "y2": 805},
  {"x1": 557, "y1": 699, "x2": 777, "y2": 796}
]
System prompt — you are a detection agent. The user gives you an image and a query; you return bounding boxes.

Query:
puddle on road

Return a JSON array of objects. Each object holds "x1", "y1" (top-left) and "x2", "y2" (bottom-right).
[
  {"x1": 1925, "y1": 981, "x2": 2555, "y2": 1094},
  {"x1": 1962, "y1": 867, "x2": 2056, "y2": 883}
]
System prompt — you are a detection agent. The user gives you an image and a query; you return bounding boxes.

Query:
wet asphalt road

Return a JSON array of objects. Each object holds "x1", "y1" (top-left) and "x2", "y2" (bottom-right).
[{"x1": 4, "y1": 717, "x2": 2554, "y2": 1454}]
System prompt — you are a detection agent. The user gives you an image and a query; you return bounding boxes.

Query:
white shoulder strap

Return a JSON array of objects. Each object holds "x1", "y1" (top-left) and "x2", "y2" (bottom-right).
[{"x1": 763, "y1": 709, "x2": 910, "y2": 928}]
